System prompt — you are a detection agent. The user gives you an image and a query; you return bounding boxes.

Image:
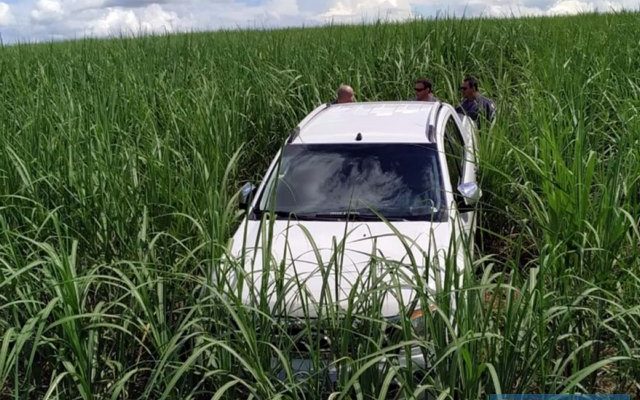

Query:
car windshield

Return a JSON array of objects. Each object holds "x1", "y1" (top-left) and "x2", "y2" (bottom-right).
[{"x1": 255, "y1": 143, "x2": 445, "y2": 222}]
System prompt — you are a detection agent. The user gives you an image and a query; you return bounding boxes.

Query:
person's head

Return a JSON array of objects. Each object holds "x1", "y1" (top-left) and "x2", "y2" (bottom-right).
[
  {"x1": 460, "y1": 76, "x2": 479, "y2": 100},
  {"x1": 336, "y1": 84, "x2": 355, "y2": 103},
  {"x1": 414, "y1": 78, "x2": 433, "y2": 101}
]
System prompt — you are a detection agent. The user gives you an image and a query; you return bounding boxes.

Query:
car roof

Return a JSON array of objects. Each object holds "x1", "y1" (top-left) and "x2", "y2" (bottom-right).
[{"x1": 290, "y1": 101, "x2": 442, "y2": 144}]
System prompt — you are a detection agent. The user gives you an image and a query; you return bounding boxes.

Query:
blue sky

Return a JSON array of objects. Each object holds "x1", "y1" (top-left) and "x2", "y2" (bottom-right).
[{"x1": 0, "y1": 0, "x2": 637, "y2": 44}]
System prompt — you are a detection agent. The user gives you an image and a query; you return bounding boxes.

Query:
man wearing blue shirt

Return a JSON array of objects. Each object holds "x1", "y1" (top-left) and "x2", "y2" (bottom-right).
[{"x1": 456, "y1": 76, "x2": 496, "y2": 125}]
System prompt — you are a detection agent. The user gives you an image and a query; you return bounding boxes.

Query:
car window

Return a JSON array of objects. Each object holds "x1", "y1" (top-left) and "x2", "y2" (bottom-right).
[
  {"x1": 256, "y1": 143, "x2": 446, "y2": 221},
  {"x1": 444, "y1": 117, "x2": 465, "y2": 194}
]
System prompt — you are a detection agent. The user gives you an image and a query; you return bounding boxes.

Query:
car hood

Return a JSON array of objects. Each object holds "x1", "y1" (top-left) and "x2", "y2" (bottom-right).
[{"x1": 229, "y1": 219, "x2": 454, "y2": 318}]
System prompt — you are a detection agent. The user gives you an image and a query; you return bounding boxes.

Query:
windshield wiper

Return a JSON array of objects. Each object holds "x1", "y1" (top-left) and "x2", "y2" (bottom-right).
[
  {"x1": 312, "y1": 211, "x2": 406, "y2": 222},
  {"x1": 252, "y1": 209, "x2": 321, "y2": 220},
  {"x1": 253, "y1": 209, "x2": 424, "y2": 222}
]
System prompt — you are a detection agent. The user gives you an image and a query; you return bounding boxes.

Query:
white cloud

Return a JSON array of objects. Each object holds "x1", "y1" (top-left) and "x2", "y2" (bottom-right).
[
  {"x1": 0, "y1": 2, "x2": 14, "y2": 26},
  {"x1": 88, "y1": 4, "x2": 184, "y2": 36},
  {"x1": 486, "y1": 5, "x2": 546, "y2": 16},
  {"x1": 31, "y1": 0, "x2": 64, "y2": 22},
  {"x1": 546, "y1": 0, "x2": 633, "y2": 14},
  {"x1": 90, "y1": 8, "x2": 138, "y2": 36},
  {"x1": 459, "y1": 0, "x2": 547, "y2": 16},
  {"x1": 138, "y1": 4, "x2": 182, "y2": 32},
  {"x1": 547, "y1": 0, "x2": 594, "y2": 14},
  {"x1": 64, "y1": 0, "x2": 109, "y2": 11},
  {"x1": 317, "y1": 0, "x2": 413, "y2": 22},
  {"x1": 0, "y1": 0, "x2": 636, "y2": 43},
  {"x1": 265, "y1": 0, "x2": 300, "y2": 18}
]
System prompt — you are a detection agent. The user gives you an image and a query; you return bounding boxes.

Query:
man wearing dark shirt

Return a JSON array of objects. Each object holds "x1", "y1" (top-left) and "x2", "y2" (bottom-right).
[{"x1": 455, "y1": 76, "x2": 496, "y2": 125}]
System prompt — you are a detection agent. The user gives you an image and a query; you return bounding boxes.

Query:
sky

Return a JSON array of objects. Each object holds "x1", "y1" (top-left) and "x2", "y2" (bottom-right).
[{"x1": 0, "y1": 0, "x2": 637, "y2": 44}]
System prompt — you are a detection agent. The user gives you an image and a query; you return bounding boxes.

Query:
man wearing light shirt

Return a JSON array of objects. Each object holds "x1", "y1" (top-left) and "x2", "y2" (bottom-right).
[
  {"x1": 414, "y1": 78, "x2": 438, "y2": 102},
  {"x1": 333, "y1": 84, "x2": 355, "y2": 104}
]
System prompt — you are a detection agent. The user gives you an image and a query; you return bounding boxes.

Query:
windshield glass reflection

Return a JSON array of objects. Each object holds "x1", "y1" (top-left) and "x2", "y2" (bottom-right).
[{"x1": 258, "y1": 143, "x2": 445, "y2": 221}]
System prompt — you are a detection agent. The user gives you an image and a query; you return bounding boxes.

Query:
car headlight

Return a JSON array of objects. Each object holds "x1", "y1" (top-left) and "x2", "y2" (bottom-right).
[
  {"x1": 385, "y1": 304, "x2": 437, "y2": 341},
  {"x1": 409, "y1": 304, "x2": 438, "y2": 337},
  {"x1": 409, "y1": 309, "x2": 427, "y2": 337}
]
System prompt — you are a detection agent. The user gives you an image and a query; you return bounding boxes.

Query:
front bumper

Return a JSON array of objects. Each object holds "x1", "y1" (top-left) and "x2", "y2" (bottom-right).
[{"x1": 273, "y1": 345, "x2": 428, "y2": 384}]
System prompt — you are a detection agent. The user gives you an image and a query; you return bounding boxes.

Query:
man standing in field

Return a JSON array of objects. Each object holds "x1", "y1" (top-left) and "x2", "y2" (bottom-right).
[
  {"x1": 333, "y1": 84, "x2": 355, "y2": 104},
  {"x1": 456, "y1": 76, "x2": 496, "y2": 125},
  {"x1": 414, "y1": 78, "x2": 438, "y2": 102}
]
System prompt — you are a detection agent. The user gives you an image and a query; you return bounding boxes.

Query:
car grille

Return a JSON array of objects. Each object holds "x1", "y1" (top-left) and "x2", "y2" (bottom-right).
[{"x1": 271, "y1": 318, "x2": 405, "y2": 358}]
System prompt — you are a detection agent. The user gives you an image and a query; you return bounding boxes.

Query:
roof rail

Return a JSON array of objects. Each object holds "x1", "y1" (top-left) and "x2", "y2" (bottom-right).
[
  {"x1": 426, "y1": 102, "x2": 443, "y2": 142},
  {"x1": 286, "y1": 103, "x2": 331, "y2": 144},
  {"x1": 286, "y1": 126, "x2": 301, "y2": 144}
]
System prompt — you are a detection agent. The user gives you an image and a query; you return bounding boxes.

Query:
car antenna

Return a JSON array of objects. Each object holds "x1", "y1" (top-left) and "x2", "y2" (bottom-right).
[{"x1": 355, "y1": 132, "x2": 362, "y2": 141}]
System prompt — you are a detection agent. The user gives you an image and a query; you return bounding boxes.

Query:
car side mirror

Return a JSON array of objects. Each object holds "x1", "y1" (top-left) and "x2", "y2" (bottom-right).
[
  {"x1": 239, "y1": 182, "x2": 257, "y2": 209},
  {"x1": 457, "y1": 182, "x2": 482, "y2": 206}
]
